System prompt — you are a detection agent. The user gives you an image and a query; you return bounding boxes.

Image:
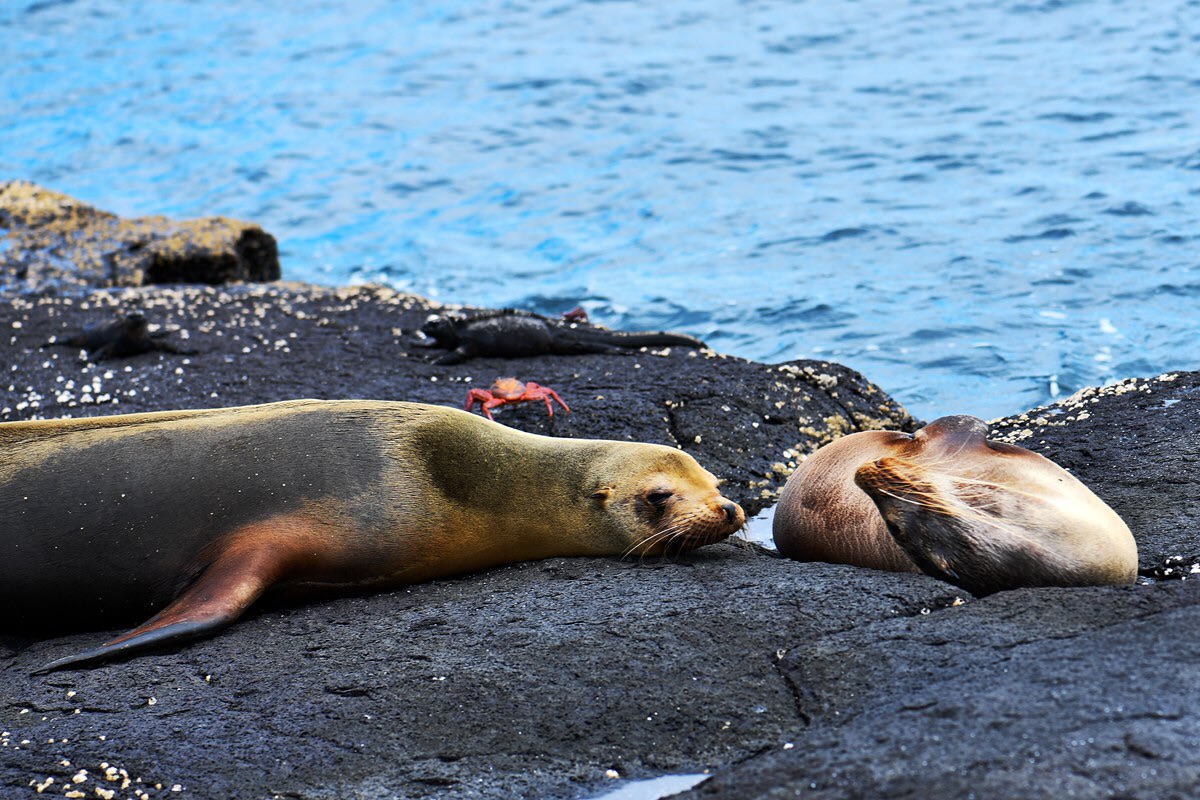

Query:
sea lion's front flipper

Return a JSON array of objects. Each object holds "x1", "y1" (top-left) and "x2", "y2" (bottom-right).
[
  {"x1": 33, "y1": 519, "x2": 312, "y2": 674},
  {"x1": 855, "y1": 455, "x2": 1060, "y2": 596}
]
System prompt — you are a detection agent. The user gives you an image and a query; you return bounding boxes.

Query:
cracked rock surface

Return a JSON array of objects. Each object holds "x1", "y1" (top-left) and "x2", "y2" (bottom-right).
[
  {"x1": 1, "y1": 279, "x2": 919, "y2": 798},
  {"x1": 1, "y1": 549, "x2": 964, "y2": 800}
]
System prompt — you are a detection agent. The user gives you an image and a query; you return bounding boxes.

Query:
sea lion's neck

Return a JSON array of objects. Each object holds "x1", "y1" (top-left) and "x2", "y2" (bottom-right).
[{"x1": 393, "y1": 410, "x2": 613, "y2": 578}]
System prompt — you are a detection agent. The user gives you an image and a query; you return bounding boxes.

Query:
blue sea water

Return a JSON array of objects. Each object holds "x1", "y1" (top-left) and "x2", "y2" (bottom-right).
[{"x1": 2, "y1": 0, "x2": 1198, "y2": 420}]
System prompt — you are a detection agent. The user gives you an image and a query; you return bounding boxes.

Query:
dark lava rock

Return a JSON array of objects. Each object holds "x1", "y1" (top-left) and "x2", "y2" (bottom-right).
[
  {"x1": 0, "y1": 545, "x2": 965, "y2": 800},
  {"x1": 0, "y1": 181, "x2": 279, "y2": 291},
  {"x1": 674, "y1": 370, "x2": 1200, "y2": 800}
]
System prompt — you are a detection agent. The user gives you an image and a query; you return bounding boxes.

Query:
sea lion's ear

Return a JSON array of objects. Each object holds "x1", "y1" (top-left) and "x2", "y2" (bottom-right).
[{"x1": 591, "y1": 486, "x2": 615, "y2": 504}]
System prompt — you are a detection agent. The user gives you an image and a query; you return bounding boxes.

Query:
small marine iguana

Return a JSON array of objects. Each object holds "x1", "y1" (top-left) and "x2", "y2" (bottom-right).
[
  {"x1": 49, "y1": 312, "x2": 197, "y2": 361},
  {"x1": 420, "y1": 308, "x2": 708, "y2": 365}
]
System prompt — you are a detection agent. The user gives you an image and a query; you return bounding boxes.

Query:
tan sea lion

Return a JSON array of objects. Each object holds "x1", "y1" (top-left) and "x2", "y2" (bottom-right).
[
  {"x1": 774, "y1": 415, "x2": 1137, "y2": 595},
  {"x1": 1, "y1": 400, "x2": 744, "y2": 673}
]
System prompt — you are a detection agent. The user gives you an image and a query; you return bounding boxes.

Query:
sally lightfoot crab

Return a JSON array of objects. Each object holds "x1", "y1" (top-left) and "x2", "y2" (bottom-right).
[{"x1": 465, "y1": 378, "x2": 571, "y2": 420}]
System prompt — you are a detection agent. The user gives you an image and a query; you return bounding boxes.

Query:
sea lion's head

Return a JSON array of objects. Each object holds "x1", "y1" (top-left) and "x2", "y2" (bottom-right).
[
  {"x1": 586, "y1": 444, "x2": 744, "y2": 557},
  {"x1": 853, "y1": 415, "x2": 1138, "y2": 595}
]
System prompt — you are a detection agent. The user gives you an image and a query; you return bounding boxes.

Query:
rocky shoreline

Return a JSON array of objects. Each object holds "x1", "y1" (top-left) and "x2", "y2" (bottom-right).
[
  {"x1": 0, "y1": 181, "x2": 278, "y2": 292},
  {"x1": 2, "y1": 188, "x2": 1198, "y2": 799}
]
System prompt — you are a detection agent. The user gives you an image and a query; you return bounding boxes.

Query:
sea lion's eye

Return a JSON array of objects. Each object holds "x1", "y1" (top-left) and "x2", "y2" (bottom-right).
[{"x1": 647, "y1": 491, "x2": 673, "y2": 508}]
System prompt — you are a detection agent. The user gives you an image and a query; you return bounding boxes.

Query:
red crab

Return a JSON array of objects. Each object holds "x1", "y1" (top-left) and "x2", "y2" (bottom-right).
[
  {"x1": 465, "y1": 377, "x2": 571, "y2": 420},
  {"x1": 561, "y1": 306, "x2": 588, "y2": 324}
]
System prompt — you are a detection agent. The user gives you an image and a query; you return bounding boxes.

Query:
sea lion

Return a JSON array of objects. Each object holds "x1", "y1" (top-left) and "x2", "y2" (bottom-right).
[
  {"x1": 1, "y1": 400, "x2": 744, "y2": 673},
  {"x1": 773, "y1": 415, "x2": 1137, "y2": 595}
]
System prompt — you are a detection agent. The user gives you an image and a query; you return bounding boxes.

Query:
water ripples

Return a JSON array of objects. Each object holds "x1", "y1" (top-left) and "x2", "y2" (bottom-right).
[{"x1": 3, "y1": 0, "x2": 1198, "y2": 419}]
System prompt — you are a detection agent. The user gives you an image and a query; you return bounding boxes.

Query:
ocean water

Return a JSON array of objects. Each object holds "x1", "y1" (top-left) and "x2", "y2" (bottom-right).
[{"x1": 3, "y1": 0, "x2": 1197, "y2": 420}]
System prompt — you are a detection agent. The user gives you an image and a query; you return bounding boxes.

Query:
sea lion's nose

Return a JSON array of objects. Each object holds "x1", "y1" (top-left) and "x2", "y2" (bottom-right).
[{"x1": 721, "y1": 501, "x2": 742, "y2": 526}]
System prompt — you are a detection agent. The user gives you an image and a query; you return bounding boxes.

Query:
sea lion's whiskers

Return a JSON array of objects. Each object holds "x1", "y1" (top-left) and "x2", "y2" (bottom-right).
[
  {"x1": 623, "y1": 521, "x2": 686, "y2": 559},
  {"x1": 645, "y1": 514, "x2": 701, "y2": 550},
  {"x1": 622, "y1": 508, "x2": 710, "y2": 560}
]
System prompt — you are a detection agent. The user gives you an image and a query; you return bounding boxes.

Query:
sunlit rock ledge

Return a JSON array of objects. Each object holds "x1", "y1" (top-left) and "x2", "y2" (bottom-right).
[{"x1": 0, "y1": 181, "x2": 279, "y2": 292}]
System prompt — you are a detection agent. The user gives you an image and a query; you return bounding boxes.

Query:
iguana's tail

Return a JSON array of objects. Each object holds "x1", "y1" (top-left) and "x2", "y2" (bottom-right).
[{"x1": 566, "y1": 327, "x2": 707, "y2": 350}]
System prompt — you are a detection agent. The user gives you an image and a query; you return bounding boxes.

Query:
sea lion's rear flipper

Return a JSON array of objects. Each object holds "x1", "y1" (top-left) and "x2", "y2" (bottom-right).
[{"x1": 33, "y1": 523, "x2": 305, "y2": 674}]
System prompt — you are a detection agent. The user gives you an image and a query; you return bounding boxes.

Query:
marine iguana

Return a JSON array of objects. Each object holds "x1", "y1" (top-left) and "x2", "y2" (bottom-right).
[
  {"x1": 420, "y1": 308, "x2": 708, "y2": 365},
  {"x1": 49, "y1": 312, "x2": 197, "y2": 361}
]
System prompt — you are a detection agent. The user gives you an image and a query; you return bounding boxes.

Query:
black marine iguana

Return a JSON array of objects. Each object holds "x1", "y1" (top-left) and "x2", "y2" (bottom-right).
[
  {"x1": 49, "y1": 312, "x2": 197, "y2": 361},
  {"x1": 420, "y1": 308, "x2": 708, "y2": 365}
]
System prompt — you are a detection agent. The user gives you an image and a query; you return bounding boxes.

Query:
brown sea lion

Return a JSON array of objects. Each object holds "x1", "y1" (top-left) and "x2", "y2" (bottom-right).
[
  {"x1": 1, "y1": 400, "x2": 744, "y2": 673},
  {"x1": 773, "y1": 415, "x2": 1137, "y2": 595}
]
